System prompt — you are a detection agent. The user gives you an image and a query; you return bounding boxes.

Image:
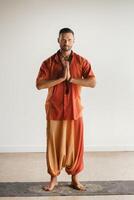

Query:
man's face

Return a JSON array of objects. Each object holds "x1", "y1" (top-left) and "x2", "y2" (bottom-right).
[{"x1": 58, "y1": 32, "x2": 75, "y2": 52}]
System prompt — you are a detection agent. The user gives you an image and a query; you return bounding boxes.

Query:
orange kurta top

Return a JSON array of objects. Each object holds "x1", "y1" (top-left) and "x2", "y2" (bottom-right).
[{"x1": 36, "y1": 49, "x2": 95, "y2": 120}]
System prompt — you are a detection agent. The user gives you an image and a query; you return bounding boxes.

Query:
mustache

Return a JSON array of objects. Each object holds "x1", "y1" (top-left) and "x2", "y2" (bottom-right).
[{"x1": 63, "y1": 45, "x2": 70, "y2": 48}]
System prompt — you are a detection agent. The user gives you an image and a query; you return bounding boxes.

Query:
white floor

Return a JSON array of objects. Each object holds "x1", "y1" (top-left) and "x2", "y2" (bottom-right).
[{"x1": 0, "y1": 151, "x2": 134, "y2": 200}]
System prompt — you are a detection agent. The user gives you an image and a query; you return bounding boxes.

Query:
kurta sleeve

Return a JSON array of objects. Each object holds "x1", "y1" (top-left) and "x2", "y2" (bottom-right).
[
  {"x1": 82, "y1": 58, "x2": 95, "y2": 79},
  {"x1": 36, "y1": 61, "x2": 50, "y2": 85}
]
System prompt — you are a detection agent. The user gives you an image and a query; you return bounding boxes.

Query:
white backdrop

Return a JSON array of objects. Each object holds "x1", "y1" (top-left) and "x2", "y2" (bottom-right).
[{"x1": 0, "y1": 0, "x2": 134, "y2": 152}]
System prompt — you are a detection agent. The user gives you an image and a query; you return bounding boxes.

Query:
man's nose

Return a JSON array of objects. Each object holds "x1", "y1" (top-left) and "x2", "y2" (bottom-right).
[{"x1": 65, "y1": 40, "x2": 69, "y2": 45}]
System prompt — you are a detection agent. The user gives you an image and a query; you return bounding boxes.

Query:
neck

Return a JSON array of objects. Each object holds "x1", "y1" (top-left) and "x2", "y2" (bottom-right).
[{"x1": 60, "y1": 49, "x2": 72, "y2": 57}]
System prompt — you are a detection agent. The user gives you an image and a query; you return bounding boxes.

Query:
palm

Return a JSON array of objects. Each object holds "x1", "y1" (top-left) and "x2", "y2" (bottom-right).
[{"x1": 67, "y1": 65, "x2": 71, "y2": 80}]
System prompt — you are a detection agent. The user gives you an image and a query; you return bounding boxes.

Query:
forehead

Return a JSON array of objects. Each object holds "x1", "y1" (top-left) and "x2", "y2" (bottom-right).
[{"x1": 59, "y1": 32, "x2": 74, "y2": 39}]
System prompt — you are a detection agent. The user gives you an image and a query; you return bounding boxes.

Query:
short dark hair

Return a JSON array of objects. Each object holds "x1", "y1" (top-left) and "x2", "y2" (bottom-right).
[{"x1": 59, "y1": 28, "x2": 74, "y2": 37}]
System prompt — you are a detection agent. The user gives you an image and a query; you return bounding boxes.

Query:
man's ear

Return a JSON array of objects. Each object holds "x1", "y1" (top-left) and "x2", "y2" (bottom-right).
[{"x1": 57, "y1": 37, "x2": 59, "y2": 44}]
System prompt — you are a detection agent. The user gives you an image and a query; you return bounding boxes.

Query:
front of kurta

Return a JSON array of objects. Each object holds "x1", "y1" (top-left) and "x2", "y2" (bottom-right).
[{"x1": 36, "y1": 49, "x2": 95, "y2": 176}]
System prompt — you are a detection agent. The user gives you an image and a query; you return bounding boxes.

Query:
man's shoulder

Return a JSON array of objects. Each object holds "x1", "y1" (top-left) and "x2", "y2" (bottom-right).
[
  {"x1": 73, "y1": 51, "x2": 89, "y2": 63},
  {"x1": 41, "y1": 52, "x2": 57, "y2": 65}
]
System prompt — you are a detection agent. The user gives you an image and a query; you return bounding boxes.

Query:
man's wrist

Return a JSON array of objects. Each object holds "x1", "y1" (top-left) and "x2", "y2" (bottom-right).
[
  {"x1": 69, "y1": 77, "x2": 75, "y2": 83},
  {"x1": 68, "y1": 77, "x2": 72, "y2": 82}
]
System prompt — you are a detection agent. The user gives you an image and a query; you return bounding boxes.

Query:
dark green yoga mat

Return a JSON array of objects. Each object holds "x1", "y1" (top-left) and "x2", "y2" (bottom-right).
[{"x1": 0, "y1": 181, "x2": 134, "y2": 196}]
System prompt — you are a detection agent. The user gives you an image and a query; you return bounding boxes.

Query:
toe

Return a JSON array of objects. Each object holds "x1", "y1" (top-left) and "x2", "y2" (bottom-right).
[
  {"x1": 42, "y1": 185, "x2": 51, "y2": 191},
  {"x1": 70, "y1": 183, "x2": 86, "y2": 191}
]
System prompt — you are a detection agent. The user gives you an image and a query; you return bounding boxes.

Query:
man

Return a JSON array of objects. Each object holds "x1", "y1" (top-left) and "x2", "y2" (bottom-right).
[{"x1": 36, "y1": 28, "x2": 96, "y2": 191}]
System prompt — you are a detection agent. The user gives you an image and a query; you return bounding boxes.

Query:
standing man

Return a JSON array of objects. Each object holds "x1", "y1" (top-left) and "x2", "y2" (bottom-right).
[{"x1": 36, "y1": 28, "x2": 96, "y2": 191}]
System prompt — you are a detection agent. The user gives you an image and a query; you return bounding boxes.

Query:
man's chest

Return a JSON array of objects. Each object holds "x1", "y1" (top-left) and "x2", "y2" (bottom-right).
[{"x1": 49, "y1": 62, "x2": 83, "y2": 79}]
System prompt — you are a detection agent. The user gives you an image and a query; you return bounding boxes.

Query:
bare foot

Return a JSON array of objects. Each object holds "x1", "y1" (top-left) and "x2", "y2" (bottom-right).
[
  {"x1": 71, "y1": 175, "x2": 86, "y2": 191},
  {"x1": 70, "y1": 181, "x2": 86, "y2": 191},
  {"x1": 42, "y1": 176, "x2": 58, "y2": 191}
]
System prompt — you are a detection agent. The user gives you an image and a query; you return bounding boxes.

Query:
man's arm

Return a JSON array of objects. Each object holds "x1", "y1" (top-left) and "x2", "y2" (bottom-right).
[
  {"x1": 36, "y1": 77, "x2": 65, "y2": 90},
  {"x1": 69, "y1": 76, "x2": 96, "y2": 88},
  {"x1": 68, "y1": 57, "x2": 96, "y2": 87},
  {"x1": 36, "y1": 66, "x2": 67, "y2": 90}
]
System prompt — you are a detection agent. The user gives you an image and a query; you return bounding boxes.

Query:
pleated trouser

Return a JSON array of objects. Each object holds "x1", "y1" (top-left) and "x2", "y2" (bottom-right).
[{"x1": 45, "y1": 117, "x2": 84, "y2": 176}]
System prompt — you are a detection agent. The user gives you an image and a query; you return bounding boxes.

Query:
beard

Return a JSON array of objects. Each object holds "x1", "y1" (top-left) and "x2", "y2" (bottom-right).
[{"x1": 61, "y1": 45, "x2": 72, "y2": 51}]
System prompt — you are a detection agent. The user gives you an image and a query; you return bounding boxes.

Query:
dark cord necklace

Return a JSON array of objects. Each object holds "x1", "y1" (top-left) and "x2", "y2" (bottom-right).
[{"x1": 60, "y1": 51, "x2": 72, "y2": 63}]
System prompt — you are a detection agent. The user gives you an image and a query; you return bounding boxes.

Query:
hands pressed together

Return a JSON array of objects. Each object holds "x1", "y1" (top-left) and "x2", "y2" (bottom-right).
[
  {"x1": 59, "y1": 56, "x2": 96, "y2": 88},
  {"x1": 36, "y1": 56, "x2": 96, "y2": 90},
  {"x1": 60, "y1": 57, "x2": 71, "y2": 82}
]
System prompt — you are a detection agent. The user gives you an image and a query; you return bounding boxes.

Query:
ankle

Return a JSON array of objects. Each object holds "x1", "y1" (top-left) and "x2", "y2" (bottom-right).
[
  {"x1": 72, "y1": 174, "x2": 78, "y2": 182},
  {"x1": 51, "y1": 175, "x2": 57, "y2": 181}
]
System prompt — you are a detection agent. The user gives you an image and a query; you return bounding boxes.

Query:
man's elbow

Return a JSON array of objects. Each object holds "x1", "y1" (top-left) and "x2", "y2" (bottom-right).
[
  {"x1": 36, "y1": 81, "x2": 41, "y2": 90},
  {"x1": 36, "y1": 85, "x2": 40, "y2": 90},
  {"x1": 89, "y1": 77, "x2": 96, "y2": 88},
  {"x1": 36, "y1": 81, "x2": 48, "y2": 90},
  {"x1": 91, "y1": 80, "x2": 96, "y2": 88}
]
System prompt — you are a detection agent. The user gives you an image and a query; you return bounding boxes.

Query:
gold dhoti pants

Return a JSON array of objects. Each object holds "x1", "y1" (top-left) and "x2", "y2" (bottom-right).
[{"x1": 45, "y1": 117, "x2": 84, "y2": 176}]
